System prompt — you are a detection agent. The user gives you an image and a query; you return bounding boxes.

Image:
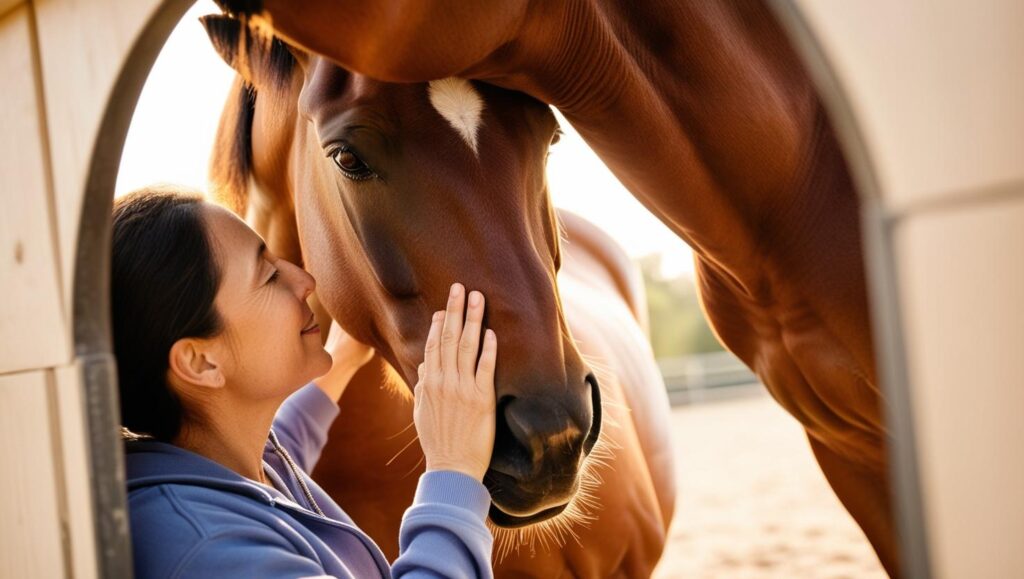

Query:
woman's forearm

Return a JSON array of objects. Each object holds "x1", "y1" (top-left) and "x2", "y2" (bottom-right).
[{"x1": 314, "y1": 321, "x2": 375, "y2": 403}]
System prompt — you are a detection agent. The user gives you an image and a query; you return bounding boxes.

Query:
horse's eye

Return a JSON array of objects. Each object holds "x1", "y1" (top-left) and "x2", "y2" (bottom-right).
[
  {"x1": 551, "y1": 127, "x2": 564, "y2": 145},
  {"x1": 329, "y1": 147, "x2": 376, "y2": 181}
]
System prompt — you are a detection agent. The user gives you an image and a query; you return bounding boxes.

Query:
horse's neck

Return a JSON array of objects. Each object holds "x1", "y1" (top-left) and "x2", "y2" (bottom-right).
[{"x1": 494, "y1": 0, "x2": 852, "y2": 295}]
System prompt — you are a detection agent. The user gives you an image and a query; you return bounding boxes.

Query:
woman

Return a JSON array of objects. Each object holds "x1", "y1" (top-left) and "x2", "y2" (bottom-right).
[{"x1": 112, "y1": 186, "x2": 497, "y2": 578}]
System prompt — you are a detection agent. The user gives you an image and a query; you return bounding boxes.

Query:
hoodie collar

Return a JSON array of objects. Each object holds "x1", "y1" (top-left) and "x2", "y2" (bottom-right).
[{"x1": 125, "y1": 438, "x2": 282, "y2": 505}]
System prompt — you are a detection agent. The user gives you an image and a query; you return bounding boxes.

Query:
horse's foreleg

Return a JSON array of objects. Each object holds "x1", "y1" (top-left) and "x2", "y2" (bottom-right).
[{"x1": 807, "y1": 435, "x2": 900, "y2": 578}]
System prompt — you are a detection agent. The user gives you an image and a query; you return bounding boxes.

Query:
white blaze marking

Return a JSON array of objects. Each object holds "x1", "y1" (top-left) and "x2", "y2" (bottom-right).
[{"x1": 428, "y1": 78, "x2": 485, "y2": 155}]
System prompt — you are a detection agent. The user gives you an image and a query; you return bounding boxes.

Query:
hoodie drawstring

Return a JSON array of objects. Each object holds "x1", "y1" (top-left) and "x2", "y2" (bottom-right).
[{"x1": 268, "y1": 429, "x2": 326, "y2": 517}]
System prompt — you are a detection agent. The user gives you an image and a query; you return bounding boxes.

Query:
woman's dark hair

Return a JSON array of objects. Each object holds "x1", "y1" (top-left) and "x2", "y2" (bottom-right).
[{"x1": 111, "y1": 187, "x2": 223, "y2": 442}]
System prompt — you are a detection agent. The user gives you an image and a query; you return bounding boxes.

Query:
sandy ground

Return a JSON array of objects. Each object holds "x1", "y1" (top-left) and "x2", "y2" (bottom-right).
[{"x1": 652, "y1": 390, "x2": 887, "y2": 578}]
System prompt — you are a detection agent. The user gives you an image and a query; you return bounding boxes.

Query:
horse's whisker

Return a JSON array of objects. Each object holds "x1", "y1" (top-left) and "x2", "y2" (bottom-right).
[
  {"x1": 385, "y1": 420, "x2": 416, "y2": 440},
  {"x1": 385, "y1": 434, "x2": 420, "y2": 466},
  {"x1": 401, "y1": 455, "x2": 425, "y2": 479}
]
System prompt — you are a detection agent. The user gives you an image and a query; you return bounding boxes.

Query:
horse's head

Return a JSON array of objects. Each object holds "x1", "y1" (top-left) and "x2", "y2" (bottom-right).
[{"x1": 204, "y1": 16, "x2": 602, "y2": 527}]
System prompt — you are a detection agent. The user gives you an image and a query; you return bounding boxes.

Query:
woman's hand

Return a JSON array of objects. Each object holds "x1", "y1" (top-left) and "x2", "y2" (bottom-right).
[
  {"x1": 313, "y1": 320, "x2": 375, "y2": 403},
  {"x1": 325, "y1": 319, "x2": 375, "y2": 370},
  {"x1": 414, "y1": 283, "x2": 497, "y2": 482}
]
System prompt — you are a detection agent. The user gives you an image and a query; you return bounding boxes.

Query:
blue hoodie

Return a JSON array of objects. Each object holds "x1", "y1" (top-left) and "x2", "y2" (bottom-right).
[{"x1": 125, "y1": 383, "x2": 494, "y2": 578}]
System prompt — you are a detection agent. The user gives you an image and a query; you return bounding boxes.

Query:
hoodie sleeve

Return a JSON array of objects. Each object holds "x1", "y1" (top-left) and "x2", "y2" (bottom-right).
[
  {"x1": 391, "y1": 470, "x2": 495, "y2": 578},
  {"x1": 272, "y1": 382, "x2": 340, "y2": 472}
]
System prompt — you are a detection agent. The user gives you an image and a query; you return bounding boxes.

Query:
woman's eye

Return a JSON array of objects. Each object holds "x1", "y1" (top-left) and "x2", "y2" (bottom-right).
[
  {"x1": 266, "y1": 270, "x2": 280, "y2": 285},
  {"x1": 329, "y1": 147, "x2": 376, "y2": 181}
]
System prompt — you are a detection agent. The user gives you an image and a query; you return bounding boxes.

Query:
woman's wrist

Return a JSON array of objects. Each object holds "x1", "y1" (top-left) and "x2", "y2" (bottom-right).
[
  {"x1": 424, "y1": 457, "x2": 488, "y2": 483},
  {"x1": 315, "y1": 321, "x2": 374, "y2": 402},
  {"x1": 312, "y1": 364, "x2": 358, "y2": 403}
]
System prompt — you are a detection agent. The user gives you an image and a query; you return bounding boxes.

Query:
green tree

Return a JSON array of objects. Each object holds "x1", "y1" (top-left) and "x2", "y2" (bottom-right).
[{"x1": 638, "y1": 255, "x2": 724, "y2": 359}]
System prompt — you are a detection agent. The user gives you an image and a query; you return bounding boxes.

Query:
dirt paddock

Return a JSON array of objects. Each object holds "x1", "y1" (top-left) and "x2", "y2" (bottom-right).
[{"x1": 652, "y1": 389, "x2": 886, "y2": 578}]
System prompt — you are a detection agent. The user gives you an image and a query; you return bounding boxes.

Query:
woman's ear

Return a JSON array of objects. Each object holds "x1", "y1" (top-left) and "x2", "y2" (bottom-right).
[{"x1": 168, "y1": 338, "x2": 226, "y2": 390}]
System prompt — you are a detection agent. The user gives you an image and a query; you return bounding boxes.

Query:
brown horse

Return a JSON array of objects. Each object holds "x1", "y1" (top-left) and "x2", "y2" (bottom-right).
[
  {"x1": 202, "y1": 15, "x2": 675, "y2": 576},
  {"x1": 213, "y1": 0, "x2": 899, "y2": 575}
]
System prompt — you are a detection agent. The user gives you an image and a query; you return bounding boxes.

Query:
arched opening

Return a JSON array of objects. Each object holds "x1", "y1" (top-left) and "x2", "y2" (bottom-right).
[
  {"x1": 72, "y1": 1, "x2": 927, "y2": 576},
  {"x1": 71, "y1": 1, "x2": 195, "y2": 575},
  {"x1": 765, "y1": 2, "x2": 928, "y2": 576}
]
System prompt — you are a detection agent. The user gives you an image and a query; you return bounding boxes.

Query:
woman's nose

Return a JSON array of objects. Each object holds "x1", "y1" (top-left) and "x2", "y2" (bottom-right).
[
  {"x1": 297, "y1": 268, "x2": 316, "y2": 300},
  {"x1": 282, "y1": 259, "x2": 316, "y2": 299}
]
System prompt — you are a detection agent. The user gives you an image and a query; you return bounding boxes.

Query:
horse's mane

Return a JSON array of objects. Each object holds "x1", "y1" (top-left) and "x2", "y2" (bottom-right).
[
  {"x1": 208, "y1": 78, "x2": 254, "y2": 214},
  {"x1": 203, "y1": 13, "x2": 296, "y2": 215}
]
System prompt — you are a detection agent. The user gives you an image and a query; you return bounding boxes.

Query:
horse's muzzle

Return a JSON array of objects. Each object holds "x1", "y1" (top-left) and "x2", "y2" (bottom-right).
[{"x1": 484, "y1": 373, "x2": 602, "y2": 527}]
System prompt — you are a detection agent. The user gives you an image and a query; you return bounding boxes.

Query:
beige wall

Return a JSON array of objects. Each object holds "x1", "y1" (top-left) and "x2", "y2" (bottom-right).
[
  {"x1": 794, "y1": 0, "x2": 1024, "y2": 211},
  {"x1": 0, "y1": 0, "x2": 167, "y2": 577},
  {"x1": 896, "y1": 196, "x2": 1024, "y2": 576},
  {"x1": 0, "y1": 3, "x2": 68, "y2": 377},
  {"x1": 0, "y1": 5, "x2": 83, "y2": 576}
]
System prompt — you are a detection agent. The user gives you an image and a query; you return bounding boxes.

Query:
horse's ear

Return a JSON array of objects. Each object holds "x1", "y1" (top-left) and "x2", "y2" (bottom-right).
[
  {"x1": 200, "y1": 14, "x2": 296, "y2": 89},
  {"x1": 200, "y1": 14, "x2": 243, "y2": 71}
]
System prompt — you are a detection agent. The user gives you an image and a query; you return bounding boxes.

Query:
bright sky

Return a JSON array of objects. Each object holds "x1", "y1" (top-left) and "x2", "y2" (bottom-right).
[{"x1": 116, "y1": 1, "x2": 694, "y2": 278}]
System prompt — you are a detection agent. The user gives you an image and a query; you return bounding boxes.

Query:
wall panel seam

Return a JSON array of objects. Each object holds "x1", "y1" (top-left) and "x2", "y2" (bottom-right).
[
  {"x1": 888, "y1": 178, "x2": 1024, "y2": 224},
  {"x1": 27, "y1": 0, "x2": 69, "y2": 341},
  {"x1": 44, "y1": 368, "x2": 76, "y2": 578}
]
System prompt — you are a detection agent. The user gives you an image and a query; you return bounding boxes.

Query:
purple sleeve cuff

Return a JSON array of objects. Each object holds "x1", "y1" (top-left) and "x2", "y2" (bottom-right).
[
  {"x1": 413, "y1": 470, "x2": 492, "y2": 521},
  {"x1": 395, "y1": 471, "x2": 495, "y2": 576}
]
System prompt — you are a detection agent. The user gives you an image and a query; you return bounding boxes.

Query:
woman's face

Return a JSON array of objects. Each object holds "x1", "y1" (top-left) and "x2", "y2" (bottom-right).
[{"x1": 202, "y1": 204, "x2": 332, "y2": 400}]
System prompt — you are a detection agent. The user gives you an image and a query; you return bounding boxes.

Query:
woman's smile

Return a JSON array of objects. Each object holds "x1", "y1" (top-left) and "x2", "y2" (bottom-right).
[{"x1": 301, "y1": 313, "x2": 320, "y2": 335}]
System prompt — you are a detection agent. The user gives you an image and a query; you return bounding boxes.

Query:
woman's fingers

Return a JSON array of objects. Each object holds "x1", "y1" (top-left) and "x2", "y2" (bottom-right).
[
  {"x1": 423, "y1": 284, "x2": 493, "y2": 393},
  {"x1": 414, "y1": 286, "x2": 497, "y2": 482},
  {"x1": 423, "y1": 310, "x2": 444, "y2": 380},
  {"x1": 475, "y1": 329, "x2": 497, "y2": 394},
  {"x1": 440, "y1": 283, "x2": 465, "y2": 376},
  {"x1": 458, "y1": 291, "x2": 485, "y2": 378}
]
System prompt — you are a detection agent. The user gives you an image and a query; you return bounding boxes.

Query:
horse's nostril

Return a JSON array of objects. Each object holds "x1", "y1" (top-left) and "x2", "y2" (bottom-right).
[
  {"x1": 494, "y1": 397, "x2": 515, "y2": 443},
  {"x1": 492, "y1": 396, "x2": 530, "y2": 479},
  {"x1": 496, "y1": 391, "x2": 591, "y2": 479},
  {"x1": 503, "y1": 403, "x2": 546, "y2": 468},
  {"x1": 583, "y1": 373, "x2": 602, "y2": 455}
]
